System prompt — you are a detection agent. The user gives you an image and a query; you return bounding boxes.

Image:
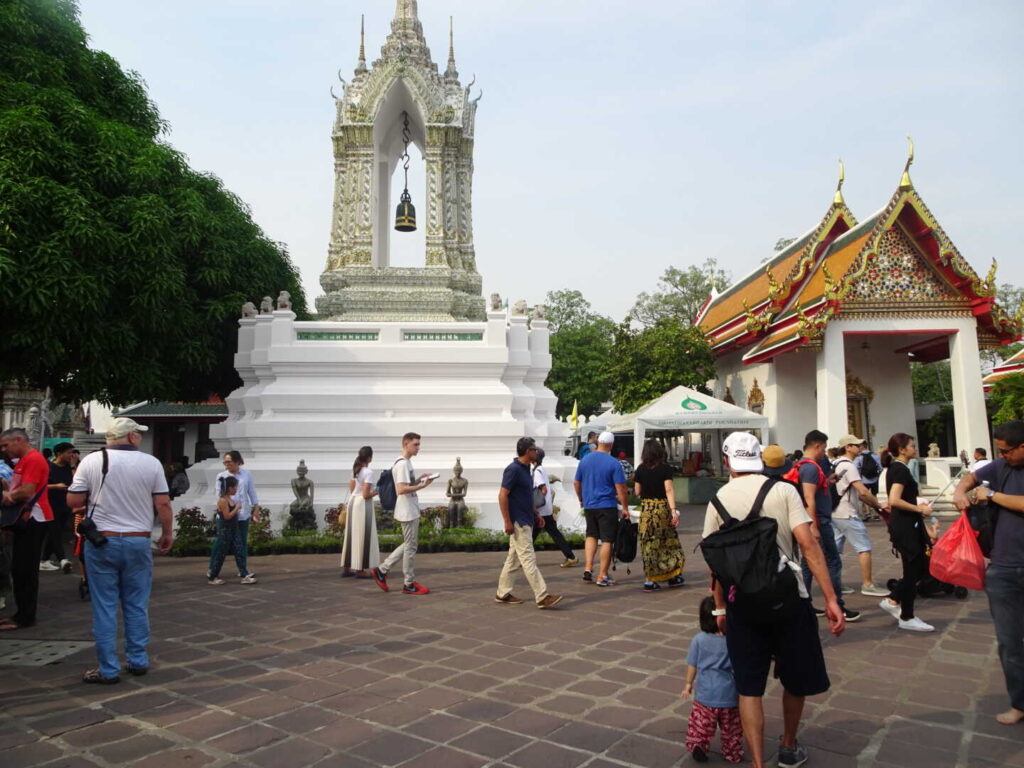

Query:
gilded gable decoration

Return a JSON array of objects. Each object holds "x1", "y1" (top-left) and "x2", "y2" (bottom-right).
[{"x1": 747, "y1": 379, "x2": 764, "y2": 414}]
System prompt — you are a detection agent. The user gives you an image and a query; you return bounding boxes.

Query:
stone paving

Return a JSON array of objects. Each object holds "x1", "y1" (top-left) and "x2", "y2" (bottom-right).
[{"x1": 1, "y1": 513, "x2": 1022, "y2": 768}]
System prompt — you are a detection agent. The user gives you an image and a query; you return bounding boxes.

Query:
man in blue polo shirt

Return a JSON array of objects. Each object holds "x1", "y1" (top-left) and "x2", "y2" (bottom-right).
[
  {"x1": 496, "y1": 437, "x2": 563, "y2": 609},
  {"x1": 574, "y1": 431, "x2": 629, "y2": 587}
]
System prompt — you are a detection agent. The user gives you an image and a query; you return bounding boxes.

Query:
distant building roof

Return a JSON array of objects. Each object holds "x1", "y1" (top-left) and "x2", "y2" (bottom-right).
[{"x1": 114, "y1": 401, "x2": 228, "y2": 420}]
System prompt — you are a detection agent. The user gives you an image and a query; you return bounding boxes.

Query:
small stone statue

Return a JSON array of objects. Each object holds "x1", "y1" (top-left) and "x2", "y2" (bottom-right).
[
  {"x1": 489, "y1": 293, "x2": 502, "y2": 311},
  {"x1": 532, "y1": 304, "x2": 547, "y2": 320},
  {"x1": 928, "y1": 443, "x2": 941, "y2": 458},
  {"x1": 276, "y1": 290, "x2": 292, "y2": 311},
  {"x1": 512, "y1": 299, "x2": 527, "y2": 316},
  {"x1": 259, "y1": 296, "x2": 273, "y2": 314},
  {"x1": 288, "y1": 460, "x2": 317, "y2": 530},
  {"x1": 241, "y1": 301, "x2": 258, "y2": 318},
  {"x1": 445, "y1": 457, "x2": 468, "y2": 529}
]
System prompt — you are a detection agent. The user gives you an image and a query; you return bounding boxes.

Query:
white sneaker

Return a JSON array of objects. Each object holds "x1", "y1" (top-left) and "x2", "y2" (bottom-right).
[
  {"x1": 861, "y1": 583, "x2": 890, "y2": 597},
  {"x1": 841, "y1": 586, "x2": 854, "y2": 595},
  {"x1": 60, "y1": 559, "x2": 73, "y2": 574},
  {"x1": 879, "y1": 598, "x2": 901, "y2": 620},
  {"x1": 39, "y1": 561, "x2": 60, "y2": 572},
  {"x1": 898, "y1": 616, "x2": 935, "y2": 632},
  {"x1": 240, "y1": 574, "x2": 258, "y2": 585}
]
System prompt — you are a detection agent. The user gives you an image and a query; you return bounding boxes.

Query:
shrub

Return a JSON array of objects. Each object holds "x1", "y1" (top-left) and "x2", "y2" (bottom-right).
[
  {"x1": 324, "y1": 506, "x2": 345, "y2": 537},
  {"x1": 171, "y1": 506, "x2": 214, "y2": 556},
  {"x1": 248, "y1": 515, "x2": 273, "y2": 546}
]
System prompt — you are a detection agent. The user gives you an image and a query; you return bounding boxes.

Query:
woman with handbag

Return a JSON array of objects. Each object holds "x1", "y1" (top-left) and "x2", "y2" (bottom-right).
[
  {"x1": 531, "y1": 449, "x2": 577, "y2": 567},
  {"x1": 340, "y1": 446, "x2": 380, "y2": 579},
  {"x1": 633, "y1": 439, "x2": 685, "y2": 592},
  {"x1": 879, "y1": 433, "x2": 935, "y2": 632}
]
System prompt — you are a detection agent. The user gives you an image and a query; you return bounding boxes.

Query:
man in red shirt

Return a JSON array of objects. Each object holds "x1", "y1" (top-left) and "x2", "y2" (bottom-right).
[{"x1": 0, "y1": 427, "x2": 53, "y2": 629}]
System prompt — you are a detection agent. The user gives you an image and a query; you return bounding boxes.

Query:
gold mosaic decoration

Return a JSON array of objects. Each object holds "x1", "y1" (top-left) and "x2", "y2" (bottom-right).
[{"x1": 846, "y1": 229, "x2": 958, "y2": 303}]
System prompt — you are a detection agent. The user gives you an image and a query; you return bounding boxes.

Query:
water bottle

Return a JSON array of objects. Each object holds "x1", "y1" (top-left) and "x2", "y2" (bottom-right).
[{"x1": 981, "y1": 480, "x2": 991, "y2": 503}]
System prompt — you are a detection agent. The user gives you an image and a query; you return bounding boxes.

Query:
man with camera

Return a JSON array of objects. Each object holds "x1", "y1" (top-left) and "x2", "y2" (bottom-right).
[{"x1": 66, "y1": 418, "x2": 173, "y2": 684}]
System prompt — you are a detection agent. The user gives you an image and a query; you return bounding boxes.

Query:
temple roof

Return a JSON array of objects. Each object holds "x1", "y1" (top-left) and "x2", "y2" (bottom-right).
[
  {"x1": 983, "y1": 346, "x2": 1024, "y2": 391},
  {"x1": 698, "y1": 168, "x2": 1022, "y2": 365}
]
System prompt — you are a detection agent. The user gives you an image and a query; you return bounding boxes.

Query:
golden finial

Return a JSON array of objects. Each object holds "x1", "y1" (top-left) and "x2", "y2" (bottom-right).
[
  {"x1": 823, "y1": 262, "x2": 841, "y2": 299},
  {"x1": 833, "y1": 158, "x2": 845, "y2": 205},
  {"x1": 765, "y1": 264, "x2": 782, "y2": 300},
  {"x1": 900, "y1": 135, "x2": 915, "y2": 189}
]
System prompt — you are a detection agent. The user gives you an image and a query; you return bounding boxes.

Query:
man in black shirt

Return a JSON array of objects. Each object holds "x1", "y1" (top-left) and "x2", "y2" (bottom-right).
[{"x1": 41, "y1": 442, "x2": 75, "y2": 573}]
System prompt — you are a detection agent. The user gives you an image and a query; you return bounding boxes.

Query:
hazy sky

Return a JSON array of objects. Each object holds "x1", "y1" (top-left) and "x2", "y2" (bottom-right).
[{"x1": 77, "y1": 0, "x2": 1024, "y2": 321}]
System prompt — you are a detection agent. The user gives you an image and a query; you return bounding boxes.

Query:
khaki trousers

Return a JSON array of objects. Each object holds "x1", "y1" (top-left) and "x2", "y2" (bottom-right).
[{"x1": 497, "y1": 523, "x2": 548, "y2": 603}]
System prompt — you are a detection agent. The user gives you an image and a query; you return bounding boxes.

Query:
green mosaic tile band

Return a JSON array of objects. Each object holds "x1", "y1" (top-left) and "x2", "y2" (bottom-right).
[
  {"x1": 296, "y1": 331, "x2": 380, "y2": 341},
  {"x1": 402, "y1": 332, "x2": 484, "y2": 341}
]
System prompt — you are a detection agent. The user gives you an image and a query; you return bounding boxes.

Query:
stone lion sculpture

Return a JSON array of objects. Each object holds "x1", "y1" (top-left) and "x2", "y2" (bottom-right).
[
  {"x1": 512, "y1": 299, "x2": 527, "y2": 316},
  {"x1": 276, "y1": 290, "x2": 292, "y2": 311},
  {"x1": 489, "y1": 293, "x2": 502, "y2": 311},
  {"x1": 259, "y1": 296, "x2": 273, "y2": 314},
  {"x1": 532, "y1": 304, "x2": 547, "y2": 320},
  {"x1": 241, "y1": 301, "x2": 258, "y2": 318}
]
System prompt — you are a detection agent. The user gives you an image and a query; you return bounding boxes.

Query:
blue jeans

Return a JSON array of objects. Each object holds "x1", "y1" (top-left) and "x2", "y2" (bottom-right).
[
  {"x1": 986, "y1": 563, "x2": 1024, "y2": 711},
  {"x1": 84, "y1": 537, "x2": 153, "y2": 679},
  {"x1": 801, "y1": 517, "x2": 845, "y2": 610}
]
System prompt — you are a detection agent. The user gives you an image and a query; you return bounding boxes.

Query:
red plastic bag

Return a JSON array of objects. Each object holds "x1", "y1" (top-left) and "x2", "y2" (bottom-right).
[{"x1": 929, "y1": 512, "x2": 986, "y2": 591}]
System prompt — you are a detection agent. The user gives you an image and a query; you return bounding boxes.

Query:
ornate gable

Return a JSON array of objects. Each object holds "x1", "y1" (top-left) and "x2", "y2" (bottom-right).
[{"x1": 845, "y1": 228, "x2": 959, "y2": 304}]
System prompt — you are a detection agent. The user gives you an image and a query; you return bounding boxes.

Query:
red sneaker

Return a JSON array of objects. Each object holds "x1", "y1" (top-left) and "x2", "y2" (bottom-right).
[
  {"x1": 402, "y1": 582, "x2": 430, "y2": 595},
  {"x1": 371, "y1": 567, "x2": 389, "y2": 592}
]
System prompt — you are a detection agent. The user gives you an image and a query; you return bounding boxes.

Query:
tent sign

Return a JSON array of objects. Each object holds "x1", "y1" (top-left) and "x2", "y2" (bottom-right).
[{"x1": 680, "y1": 397, "x2": 707, "y2": 411}]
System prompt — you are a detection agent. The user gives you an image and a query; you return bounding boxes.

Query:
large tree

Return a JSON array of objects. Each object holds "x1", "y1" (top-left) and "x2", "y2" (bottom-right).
[
  {"x1": 990, "y1": 373, "x2": 1024, "y2": 423},
  {"x1": 609, "y1": 317, "x2": 716, "y2": 414},
  {"x1": 543, "y1": 289, "x2": 614, "y2": 418},
  {"x1": 629, "y1": 258, "x2": 731, "y2": 328},
  {"x1": 0, "y1": 0, "x2": 305, "y2": 404}
]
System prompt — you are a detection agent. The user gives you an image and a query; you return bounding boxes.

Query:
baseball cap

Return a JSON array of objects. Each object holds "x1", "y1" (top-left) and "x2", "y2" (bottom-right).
[
  {"x1": 761, "y1": 444, "x2": 793, "y2": 477},
  {"x1": 837, "y1": 434, "x2": 865, "y2": 448},
  {"x1": 598, "y1": 431, "x2": 615, "y2": 445},
  {"x1": 722, "y1": 432, "x2": 764, "y2": 473},
  {"x1": 107, "y1": 417, "x2": 149, "y2": 439}
]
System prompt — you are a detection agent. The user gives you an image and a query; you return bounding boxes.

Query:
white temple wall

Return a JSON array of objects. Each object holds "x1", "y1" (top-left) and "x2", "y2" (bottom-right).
[
  {"x1": 843, "y1": 335, "x2": 917, "y2": 450},
  {"x1": 770, "y1": 348, "x2": 818, "y2": 450}
]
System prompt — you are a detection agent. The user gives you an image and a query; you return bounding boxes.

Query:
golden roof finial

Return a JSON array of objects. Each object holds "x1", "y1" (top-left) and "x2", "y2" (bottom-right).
[
  {"x1": 900, "y1": 135, "x2": 915, "y2": 189},
  {"x1": 823, "y1": 262, "x2": 841, "y2": 299},
  {"x1": 833, "y1": 158, "x2": 845, "y2": 205},
  {"x1": 765, "y1": 264, "x2": 782, "y2": 301}
]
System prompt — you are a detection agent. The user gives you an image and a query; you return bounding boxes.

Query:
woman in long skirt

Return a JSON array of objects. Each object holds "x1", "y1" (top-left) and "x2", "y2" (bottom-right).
[
  {"x1": 340, "y1": 446, "x2": 380, "y2": 578},
  {"x1": 633, "y1": 439, "x2": 685, "y2": 592}
]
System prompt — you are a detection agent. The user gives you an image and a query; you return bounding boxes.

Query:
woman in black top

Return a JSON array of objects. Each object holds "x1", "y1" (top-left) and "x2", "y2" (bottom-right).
[
  {"x1": 633, "y1": 440, "x2": 685, "y2": 591},
  {"x1": 880, "y1": 433, "x2": 935, "y2": 631}
]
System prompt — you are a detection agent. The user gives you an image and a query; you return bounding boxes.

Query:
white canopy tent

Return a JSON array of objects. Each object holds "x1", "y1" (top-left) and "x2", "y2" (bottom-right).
[
  {"x1": 575, "y1": 407, "x2": 616, "y2": 437},
  {"x1": 607, "y1": 386, "x2": 768, "y2": 471}
]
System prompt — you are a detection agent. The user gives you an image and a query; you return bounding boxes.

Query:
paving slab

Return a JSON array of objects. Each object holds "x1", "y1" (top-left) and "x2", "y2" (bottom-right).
[{"x1": 0, "y1": 514, "x2": 1018, "y2": 767}]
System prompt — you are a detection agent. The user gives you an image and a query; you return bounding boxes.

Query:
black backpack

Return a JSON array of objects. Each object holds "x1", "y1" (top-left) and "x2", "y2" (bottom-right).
[
  {"x1": 376, "y1": 460, "x2": 402, "y2": 512},
  {"x1": 700, "y1": 478, "x2": 799, "y2": 619},
  {"x1": 613, "y1": 516, "x2": 638, "y2": 572},
  {"x1": 860, "y1": 451, "x2": 880, "y2": 481}
]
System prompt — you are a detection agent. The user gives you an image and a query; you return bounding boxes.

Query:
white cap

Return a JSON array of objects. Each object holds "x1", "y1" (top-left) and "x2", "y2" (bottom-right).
[
  {"x1": 598, "y1": 431, "x2": 615, "y2": 445},
  {"x1": 722, "y1": 431, "x2": 763, "y2": 473},
  {"x1": 107, "y1": 417, "x2": 148, "y2": 439}
]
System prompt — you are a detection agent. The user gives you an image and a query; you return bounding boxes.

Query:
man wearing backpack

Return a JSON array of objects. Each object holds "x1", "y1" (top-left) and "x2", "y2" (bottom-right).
[
  {"x1": 702, "y1": 432, "x2": 844, "y2": 768},
  {"x1": 855, "y1": 443, "x2": 882, "y2": 519},
  {"x1": 831, "y1": 435, "x2": 889, "y2": 597},
  {"x1": 797, "y1": 430, "x2": 860, "y2": 622}
]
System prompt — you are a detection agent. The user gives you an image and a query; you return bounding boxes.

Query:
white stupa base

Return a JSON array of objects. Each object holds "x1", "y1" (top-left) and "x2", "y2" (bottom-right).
[{"x1": 174, "y1": 309, "x2": 580, "y2": 533}]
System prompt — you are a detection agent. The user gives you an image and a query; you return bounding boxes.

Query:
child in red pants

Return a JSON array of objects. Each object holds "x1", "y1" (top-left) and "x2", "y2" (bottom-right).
[{"x1": 683, "y1": 596, "x2": 744, "y2": 763}]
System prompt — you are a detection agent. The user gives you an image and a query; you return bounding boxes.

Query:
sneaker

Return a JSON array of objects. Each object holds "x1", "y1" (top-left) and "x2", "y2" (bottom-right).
[
  {"x1": 208, "y1": 578, "x2": 225, "y2": 585},
  {"x1": 643, "y1": 582, "x2": 661, "y2": 592},
  {"x1": 560, "y1": 557, "x2": 579, "y2": 568},
  {"x1": 371, "y1": 567, "x2": 389, "y2": 592},
  {"x1": 402, "y1": 582, "x2": 430, "y2": 595},
  {"x1": 667, "y1": 575, "x2": 685, "y2": 588},
  {"x1": 495, "y1": 593, "x2": 523, "y2": 605},
  {"x1": 537, "y1": 594, "x2": 563, "y2": 609},
  {"x1": 39, "y1": 561, "x2": 60, "y2": 572},
  {"x1": 691, "y1": 746, "x2": 709, "y2": 763},
  {"x1": 879, "y1": 598, "x2": 901, "y2": 620},
  {"x1": 841, "y1": 585, "x2": 854, "y2": 595},
  {"x1": 60, "y1": 559, "x2": 73, "y2": 574},
  {"x1": 861, "y1": 583, "x2": 890, "y2": 597},
  {"x1": 811, "y1": 605, "x2": 826, "y2": 617},
  {"x1": 582, "y1": 570, "x2": 593, "y2": 582},
  {"x1": 595, "y1": 576, "x2": 617, "y2": 587},
  {"x1": 898, "y1": 616, "x2": 935, "y2": 632},
  {"x1": 843, "y1": 608, "x2": 861, "y2": 622},
  {"x1": 240, "y1": 574, "x2": 258, "y2": 585},
  {"x1": 777, "y1": 739, "x2": 808, "y2": 768}
]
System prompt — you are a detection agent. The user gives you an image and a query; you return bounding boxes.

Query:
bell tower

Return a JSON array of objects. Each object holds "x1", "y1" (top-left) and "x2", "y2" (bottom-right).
[{"x1": 317, "y1": 1, "x2": 484, "y2": 321}]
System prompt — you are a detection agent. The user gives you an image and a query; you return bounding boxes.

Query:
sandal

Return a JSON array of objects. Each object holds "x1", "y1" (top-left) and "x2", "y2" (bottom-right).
[{"x1": 82, "y1": 668, "x2": 120, "y2": 685}]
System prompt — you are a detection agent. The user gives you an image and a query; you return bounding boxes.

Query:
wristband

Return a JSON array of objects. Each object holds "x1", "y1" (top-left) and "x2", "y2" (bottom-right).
[{"x1": 711, "y1": 608, "x2": 727, "y2": 617}]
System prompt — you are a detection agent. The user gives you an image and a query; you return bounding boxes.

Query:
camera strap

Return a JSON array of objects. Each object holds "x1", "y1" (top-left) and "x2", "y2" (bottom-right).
[{"x1": 85, "y1": 448, "x2": 110, "y2": 521}]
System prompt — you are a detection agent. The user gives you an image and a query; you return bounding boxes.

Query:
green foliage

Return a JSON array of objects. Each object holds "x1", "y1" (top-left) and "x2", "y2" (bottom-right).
[
  {"x1": 0, "y1": 0, "x2": 306, "y2": 403},
  {"x1": 911, "y1": 361, "x2": 952, "y2": 405},
  {"x1": 543, "y1": 289, "x2": 615, "y2": 418},
  {"x1": 609, "y1": 317, "x2": 716, "y2": 413},
  {"x1": 323, "y1": 505, "x2": 345, "y2": 537},
  {"x1": 170, "y1": 506, "x2": 213, "y2": 555},
  {"x1": 629, "y1": 258, "x2": 731, "y2": 328},
  {"x1": 990, "y1": 373, "x2": 1024, "y2": 423},
  {"x1": 247, "y1": 515, "x2": 273, "y2": 545}
]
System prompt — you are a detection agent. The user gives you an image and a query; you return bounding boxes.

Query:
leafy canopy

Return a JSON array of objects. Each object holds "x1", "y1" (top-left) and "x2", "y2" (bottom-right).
[
  {"x1": 0, "y1": 0, "x2": 305, "y2": 404},
  {"x1": 629, "y1": 258, "x2": 731, "y2": 328},
  {"x1": 990, "y1": 373, "x2": 1024, "y2": 423},
  {"x1": 542, "y1": 289, "x2": 614, "y2": 418}
]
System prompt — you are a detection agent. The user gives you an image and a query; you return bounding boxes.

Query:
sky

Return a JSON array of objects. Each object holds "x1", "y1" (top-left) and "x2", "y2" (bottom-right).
[{"x1": 76, "y1": 0, "x2": 1024, "y2": 321}]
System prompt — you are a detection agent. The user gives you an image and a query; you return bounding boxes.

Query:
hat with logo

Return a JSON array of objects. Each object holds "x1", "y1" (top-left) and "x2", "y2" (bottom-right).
[
  {"x1": 722, "y1": 431, "x2": 764, "y2": 473},
  {"x1": 837, "y1": 434, "x2": 865, "y2": 448},
  {"x1": 107, "y1": 417, "x2": 149, "y2": 440},
  {"x1": 761, "y1": 444, "x2": 793, "y2": 477}
]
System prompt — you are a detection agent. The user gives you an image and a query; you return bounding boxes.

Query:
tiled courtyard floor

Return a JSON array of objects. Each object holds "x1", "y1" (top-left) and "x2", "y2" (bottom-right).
[{"x1": 1, "y1": 513, "x2": 1022, "y2": 768}]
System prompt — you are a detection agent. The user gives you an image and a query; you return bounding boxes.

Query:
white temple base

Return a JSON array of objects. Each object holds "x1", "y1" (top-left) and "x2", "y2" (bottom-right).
[{"x1": 174, "y1": 309, "x2": 580, "y2": 533}]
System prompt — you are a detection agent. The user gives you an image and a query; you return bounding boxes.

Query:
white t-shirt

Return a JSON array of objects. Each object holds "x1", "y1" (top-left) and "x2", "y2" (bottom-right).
[
  {"x1": 831, "y1": 458, "x2": 861, "y2": 520},
  {"x1": 393, "y1": 457, "x2": 419, "y2": 522},
  {"x1": 214, "y1": 468, "x2": 259, "y2": 521},
  {"x1": 69, "y1": 447, "x2": 169, "y2": 533},
  {"x1": 971, "y1": 458, "x2": 992, "y2": 473},
  {"x1": 533, "y1": 466, "x2": 553, "y2": 516},
  {"x1": 354, "y1": 466, "x2": 373, "y2": 500}
]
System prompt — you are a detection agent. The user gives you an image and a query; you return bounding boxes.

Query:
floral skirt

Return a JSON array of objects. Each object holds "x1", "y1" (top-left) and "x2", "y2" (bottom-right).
[{"x1": 639, "y1": 498, "x2": 684, "y2": 582}]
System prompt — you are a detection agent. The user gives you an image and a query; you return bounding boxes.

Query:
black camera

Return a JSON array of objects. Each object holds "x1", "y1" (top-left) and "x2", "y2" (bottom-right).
[{"x1": 77, "y1": 517, "x2": 108, "y2": 547}]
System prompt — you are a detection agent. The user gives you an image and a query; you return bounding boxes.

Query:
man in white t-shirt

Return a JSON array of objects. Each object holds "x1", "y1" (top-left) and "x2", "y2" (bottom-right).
[
  {"x1": 66, "y1": 418, "x2": 173, "y2": 684},
  {"x1": 831, "y1": 435, "x2": 889, "y2": 597},
  {"x1": 971, "y1": 447, "x2": 992, "y2": 473},
  {"x1": 372, "y1": 432, "x2": 434, "y2": 595}
]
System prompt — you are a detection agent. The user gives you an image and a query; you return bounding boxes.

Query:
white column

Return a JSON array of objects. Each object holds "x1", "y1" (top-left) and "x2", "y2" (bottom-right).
[
  {"x1": 949, "y1": 325, "x2": 991, "y2": 455},
  {"x1": 815, "y1": 326, "x2": 848, "y2": 443}
]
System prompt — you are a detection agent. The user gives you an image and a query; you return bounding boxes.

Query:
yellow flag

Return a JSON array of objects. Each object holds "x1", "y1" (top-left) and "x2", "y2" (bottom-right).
[{"x1": 570, "y1": 400, "x2": 579, "y2": 430}]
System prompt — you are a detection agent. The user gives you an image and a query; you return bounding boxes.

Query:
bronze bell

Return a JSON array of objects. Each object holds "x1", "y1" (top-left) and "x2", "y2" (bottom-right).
[{"x1": 394, "y1": 188, "x2": 416, "y2": 232}]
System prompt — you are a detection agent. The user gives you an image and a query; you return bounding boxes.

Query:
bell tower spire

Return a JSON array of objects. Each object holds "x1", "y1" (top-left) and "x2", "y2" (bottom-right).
[
  {"x1": 355, "y1": 14, "x2": 367, "y2": 74},
  {"x1": 445, "y1": 16, "x2": 459, "y2": 82}
]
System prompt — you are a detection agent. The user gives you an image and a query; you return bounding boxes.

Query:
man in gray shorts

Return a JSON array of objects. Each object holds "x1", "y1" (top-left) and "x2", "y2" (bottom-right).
[{"x1": 832, "y1": 435, "x2": 889, "y2": 597}]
